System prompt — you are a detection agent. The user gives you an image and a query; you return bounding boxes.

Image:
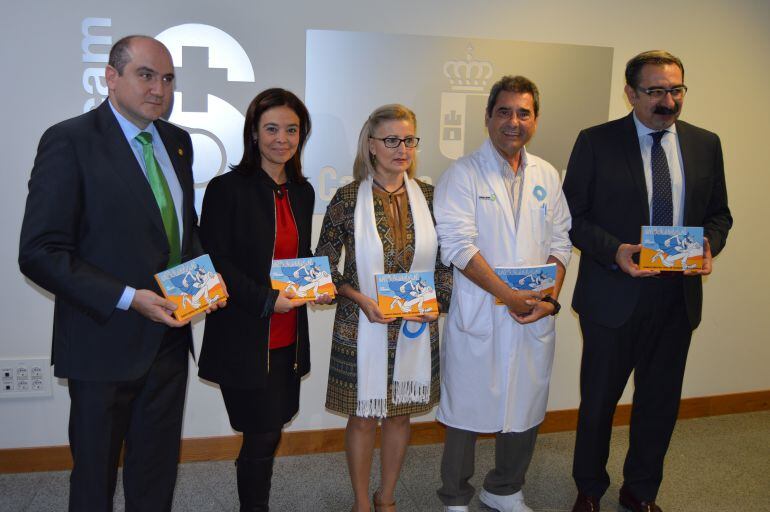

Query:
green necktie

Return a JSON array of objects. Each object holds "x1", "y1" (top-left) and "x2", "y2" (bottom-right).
[{"x1": 135, "y1": 132, "x2": 181, "y2": 268}]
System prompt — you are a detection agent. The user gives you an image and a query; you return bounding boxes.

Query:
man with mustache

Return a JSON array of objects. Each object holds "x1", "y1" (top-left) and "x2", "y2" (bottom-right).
[
  {"x1": 19, "y1": 35, "x2": 221, "y2": 511},
  {"x1": 434, "y1": 75, "x2": 572, "y2": 512},
  {"x1": 563, "y1": 51, "x2": 732, "y2": 512}
]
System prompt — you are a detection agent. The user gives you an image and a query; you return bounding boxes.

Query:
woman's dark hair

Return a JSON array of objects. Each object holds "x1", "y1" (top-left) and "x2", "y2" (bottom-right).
[{"x1": 231, "y1": 88, "x2": 311, "y2": 183}]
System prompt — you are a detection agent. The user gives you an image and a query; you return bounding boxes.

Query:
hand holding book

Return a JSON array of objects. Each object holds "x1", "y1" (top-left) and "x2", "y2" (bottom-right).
[
  {"x1": 508, "y1": 297, "x2": 554, "y2": 325},
  {"x1": 274, "y1": 289, "x2": 302, "y2": 314},
  {"x1": 615, "y1": 243, "x2": 660, "y2": 278},
  {"x1": 131, "y1": 289, "x2": 190, "y2": 327},
  {"x1": 359, "y1": 291, "x2": 397, "y2": 324}
]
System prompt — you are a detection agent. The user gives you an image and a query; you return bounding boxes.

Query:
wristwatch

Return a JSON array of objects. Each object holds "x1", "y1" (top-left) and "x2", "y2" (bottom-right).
[{"x1": 540, "y1": 294, "x2": 561, "y2": 316}]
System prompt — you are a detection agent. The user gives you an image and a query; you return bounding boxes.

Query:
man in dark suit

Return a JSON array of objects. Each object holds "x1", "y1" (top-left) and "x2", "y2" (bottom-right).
[
  {"x1": 19, "y1": 35, "x2": 220, "y2": 511},
  {"x1": 562, "y1": 51, "x2": 732, "y2": 512}
]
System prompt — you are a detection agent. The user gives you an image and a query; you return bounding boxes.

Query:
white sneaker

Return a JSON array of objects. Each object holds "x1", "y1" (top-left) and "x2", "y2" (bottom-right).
[
  {"x1": 444, "y1": 507, "x2": 469, "y2": 512},
  {"x1": 479, "y1": 489, "x2": 533, "y2": 512}
]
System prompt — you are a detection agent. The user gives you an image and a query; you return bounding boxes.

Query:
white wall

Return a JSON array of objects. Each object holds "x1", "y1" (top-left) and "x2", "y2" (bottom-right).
[{"x1": 1, "y1": 0, "x2": 768, "y2": 449}]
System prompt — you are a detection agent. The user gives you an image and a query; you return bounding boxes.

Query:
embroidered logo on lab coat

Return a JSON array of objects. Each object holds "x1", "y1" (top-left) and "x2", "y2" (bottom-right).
[{"x1": 533, "y1": 185, "x2": 547, "y2": 201}]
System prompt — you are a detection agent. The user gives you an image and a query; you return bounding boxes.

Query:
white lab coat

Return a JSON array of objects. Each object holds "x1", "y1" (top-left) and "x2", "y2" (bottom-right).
[{"x1": 434, "y1": 139, "x2": 572, "y2": 433}]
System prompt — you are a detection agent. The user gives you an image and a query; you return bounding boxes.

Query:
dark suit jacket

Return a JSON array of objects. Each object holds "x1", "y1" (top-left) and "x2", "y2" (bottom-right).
[
  {"x1": 563, "y1": 113, "x2": 732, "y2": 330},
  {"x1": 198, "y1": 169, "x2": 314, "y2": 389},
  {"x1": 19, "y1": 100, "x2": 199, "y2": 381}
]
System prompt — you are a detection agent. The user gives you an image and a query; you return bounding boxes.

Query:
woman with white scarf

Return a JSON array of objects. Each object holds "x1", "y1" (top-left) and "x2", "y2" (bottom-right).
[{"x1": 316, "y1": 105, "x2": 452, "y2": 512}]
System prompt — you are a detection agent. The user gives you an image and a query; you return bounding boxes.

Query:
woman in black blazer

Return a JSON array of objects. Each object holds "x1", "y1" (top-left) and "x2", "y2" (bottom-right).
[{"x1": 199, "y1": 88, "x2": 326, "y2": 512}]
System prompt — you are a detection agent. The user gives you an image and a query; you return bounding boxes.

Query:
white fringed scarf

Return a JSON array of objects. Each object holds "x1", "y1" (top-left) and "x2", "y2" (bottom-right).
[{"x1": 353, "y1": 176, "x2": 437, "y2": 417}]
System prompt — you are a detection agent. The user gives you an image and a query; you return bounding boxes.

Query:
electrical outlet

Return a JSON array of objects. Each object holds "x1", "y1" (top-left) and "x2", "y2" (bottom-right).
[{"x1": 0, "y1": 358, "x2": 52, "y2": 398}]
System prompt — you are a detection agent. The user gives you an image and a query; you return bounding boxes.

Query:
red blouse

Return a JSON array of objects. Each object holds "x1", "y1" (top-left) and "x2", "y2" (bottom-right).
[{"x1": 269, "y1": 185, "x2": 298, "y2": 349}]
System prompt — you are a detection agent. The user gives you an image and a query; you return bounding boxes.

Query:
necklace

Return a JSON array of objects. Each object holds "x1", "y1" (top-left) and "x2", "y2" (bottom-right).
[{"x1": 372, "y1": 178, "x2": 405, "y2": 197}]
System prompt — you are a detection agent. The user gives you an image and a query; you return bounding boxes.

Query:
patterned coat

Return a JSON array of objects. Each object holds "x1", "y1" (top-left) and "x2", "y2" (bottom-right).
[{"x1": 315, "y1": 179, "x2": 452, "y2": 416}]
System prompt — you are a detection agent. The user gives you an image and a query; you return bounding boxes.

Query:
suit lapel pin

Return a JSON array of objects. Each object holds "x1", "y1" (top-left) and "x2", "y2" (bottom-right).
[{"x1": 178, "y1": 148, "x2": 184, "y2": 156}]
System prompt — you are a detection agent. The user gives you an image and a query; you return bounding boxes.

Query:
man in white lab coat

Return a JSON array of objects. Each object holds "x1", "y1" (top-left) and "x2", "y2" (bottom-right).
[{"x1": 434, "y1": 75, "x2": 572, "y2": 512}]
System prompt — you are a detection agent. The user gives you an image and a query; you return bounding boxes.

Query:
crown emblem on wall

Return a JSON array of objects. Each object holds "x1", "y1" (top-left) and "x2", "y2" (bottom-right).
[{"x1": 443, "y1": 45, "x2": 493, "y2": 92}]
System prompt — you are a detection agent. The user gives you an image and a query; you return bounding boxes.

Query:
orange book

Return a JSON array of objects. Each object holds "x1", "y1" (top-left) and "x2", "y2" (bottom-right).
[
  {"x1": 375, "y1": 271, "x2": 438, "y2": 319},
  {"x1": 639, "y1": 226, "x2": 704, "y2": 271},
  {"x1": 154, "y1": 254, "x2": 227, "y2": 321},
  {"x1": 270, "y1": 257, "x2": 335, "y2": 302}
]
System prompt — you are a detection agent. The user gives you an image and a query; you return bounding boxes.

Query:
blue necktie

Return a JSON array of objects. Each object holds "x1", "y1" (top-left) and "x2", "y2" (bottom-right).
[{"x1": 650, "y1": 131, "x2": 673, "y2": 226}]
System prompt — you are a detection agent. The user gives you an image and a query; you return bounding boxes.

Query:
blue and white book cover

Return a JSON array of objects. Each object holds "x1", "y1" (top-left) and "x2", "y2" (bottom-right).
[
  {"x1": 640, "y1": 226, "x2": 704, "y2": 271},
  {"x1": 494, "y1": 263, "x2": 557, "y2": 304},
  {"x1": 270, "y1": 256, "x2": 335, "y2": 301},
  {"x1": 154, "y1": 254, "x2": 226, "y2": 321},
  {"x1": 375, "y1": 271, "x2": 437, "y2": 318}
]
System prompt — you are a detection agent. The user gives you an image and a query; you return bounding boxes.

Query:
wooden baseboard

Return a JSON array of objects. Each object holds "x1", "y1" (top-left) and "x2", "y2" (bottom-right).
[{"x1": 2, "y1": 389, "x2": 767, "y2": 474}]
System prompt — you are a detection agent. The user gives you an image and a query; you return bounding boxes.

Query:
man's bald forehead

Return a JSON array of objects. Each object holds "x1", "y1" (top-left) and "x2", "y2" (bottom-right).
[{"x1": 109, "y1": 35, "x2": 171, "y2": 74}]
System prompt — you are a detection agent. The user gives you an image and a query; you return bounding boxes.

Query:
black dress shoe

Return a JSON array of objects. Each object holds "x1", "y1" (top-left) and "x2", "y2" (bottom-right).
[
  {"x1": 571, "y1": 492, "x2": 600, "y2": 512},
  {"x1": 619, "y1": 487, "x2": 662, "y2": 512}
]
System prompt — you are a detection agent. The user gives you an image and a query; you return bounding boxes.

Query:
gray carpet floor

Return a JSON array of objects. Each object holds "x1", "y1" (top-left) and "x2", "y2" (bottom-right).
[{"x1": 2, "y1": 411, "x2": 769, "y2": 511}]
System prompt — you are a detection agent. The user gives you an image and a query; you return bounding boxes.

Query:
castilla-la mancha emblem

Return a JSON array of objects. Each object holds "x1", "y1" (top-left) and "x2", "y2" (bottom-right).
[{"x1": 439, "y1": 45, "x2": 494, "y2": 160}]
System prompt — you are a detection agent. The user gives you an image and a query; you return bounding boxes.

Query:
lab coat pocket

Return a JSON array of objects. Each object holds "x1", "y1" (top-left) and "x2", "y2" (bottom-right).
[
  {"x1": 456, "y1": 288, "x2": 492, "y2": 338},
  {"x1": 528, "y1": 314, "x2": 556, "y2": 344}
]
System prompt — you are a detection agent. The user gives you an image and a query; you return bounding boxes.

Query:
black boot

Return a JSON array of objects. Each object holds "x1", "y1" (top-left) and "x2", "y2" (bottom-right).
[{"x1": 235, "y1": 455, "x2": 274, "y2": 512}]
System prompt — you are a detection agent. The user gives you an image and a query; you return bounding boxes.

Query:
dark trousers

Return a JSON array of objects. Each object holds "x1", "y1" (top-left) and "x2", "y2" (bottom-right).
[
  {"x1": 67, "y1": 328, "x2": 189, "y2": 512},
  {"x1": 572, "y1": 277, "x2": 692, "y2": 502},
  {"x1": 437, "y1": 424, "x2": 539, "y2": 506},
  {"x1": 221, "y1": 345, "x2": 298, "y2": 511}
]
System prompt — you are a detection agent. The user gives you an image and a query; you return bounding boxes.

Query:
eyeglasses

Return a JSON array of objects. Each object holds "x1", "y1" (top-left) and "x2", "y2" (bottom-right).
[
  {"x1": 638, "y1": 86, "x2": 688, "y2": 99},
  {"x1": 370, "y1": 136, "x2": 420, "y2": 148}
]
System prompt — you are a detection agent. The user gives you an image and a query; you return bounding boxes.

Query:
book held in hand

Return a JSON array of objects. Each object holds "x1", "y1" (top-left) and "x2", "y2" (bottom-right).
[
  {"x1": 270, "y1": 256, "x2": 335, "y2": 302},
  {"x1": 375, "y1": 271, "x2": 438, "y2": 319},
  {"x1": 494, "y1": 263, "x2": 557, "y2": 305},
  {"x1": 154, "y1": 254, "x2": 227, "y2": 321},
  {"x1": 639, "y1": 226, "x2": 704, "y2": 271}
]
